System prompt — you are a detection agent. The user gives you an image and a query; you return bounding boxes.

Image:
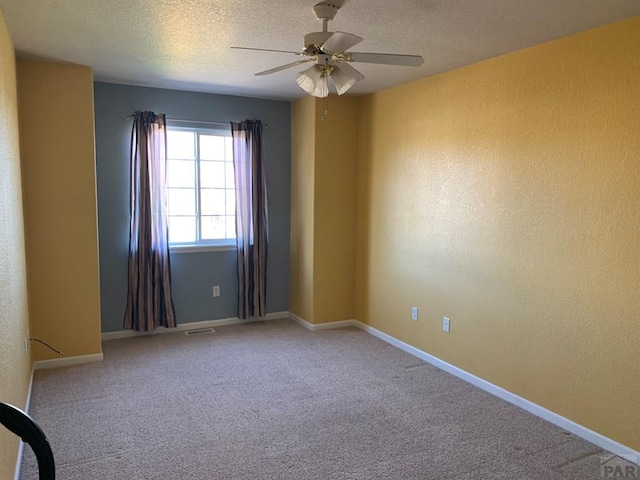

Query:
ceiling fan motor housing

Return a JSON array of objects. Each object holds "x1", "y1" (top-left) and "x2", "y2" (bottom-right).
[{"x1": 313, "y1": 3, "x2": 339, "y2": 21}]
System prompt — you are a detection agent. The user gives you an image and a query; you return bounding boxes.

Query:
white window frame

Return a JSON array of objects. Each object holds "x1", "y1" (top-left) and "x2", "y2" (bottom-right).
[{"x1": 166, "y1": 124, "x2": 236, "y2": 253}]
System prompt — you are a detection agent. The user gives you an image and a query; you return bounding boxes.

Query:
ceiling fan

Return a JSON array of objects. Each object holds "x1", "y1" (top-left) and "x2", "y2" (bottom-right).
[{"x1": 231, "y1": 2, "x2": 424, "y2": 98}]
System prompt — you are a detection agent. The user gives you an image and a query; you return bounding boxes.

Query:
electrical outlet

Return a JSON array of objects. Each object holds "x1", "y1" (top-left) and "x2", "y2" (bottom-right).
[
  {"x1": 212, "y1": 286, "x2": 220, "y2": 298},
  {"x1": 24, "y1": 333, "x2": 29, "y2": 358},
  {"x1": 411, "y1": 307, "x2": 418, "y2": 321},
  {"x1": 443, "y1": 317, "x2": 450, "y2": 332}
]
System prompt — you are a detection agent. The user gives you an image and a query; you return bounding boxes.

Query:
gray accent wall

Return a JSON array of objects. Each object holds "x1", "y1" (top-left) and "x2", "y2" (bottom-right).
[{"x1": 94, "y1": 82, "x2": 291, "y2": 333}]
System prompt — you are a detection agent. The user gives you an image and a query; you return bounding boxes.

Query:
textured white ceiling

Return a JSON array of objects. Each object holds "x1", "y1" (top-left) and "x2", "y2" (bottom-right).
[{"x1": 1, "y1": 0, "x2": 639, "y2": 100}]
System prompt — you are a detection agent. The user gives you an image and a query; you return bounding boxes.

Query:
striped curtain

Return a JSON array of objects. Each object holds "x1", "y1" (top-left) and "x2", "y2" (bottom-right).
[
  {"x1": 231, "y1": 120, "x2": 268, "y2": 319},
  {"x1": 124, "y1": 111, "x2": 177, "y2": 331}
]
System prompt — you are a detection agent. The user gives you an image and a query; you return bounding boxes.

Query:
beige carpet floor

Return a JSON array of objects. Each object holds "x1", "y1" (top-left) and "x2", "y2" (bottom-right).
[{"x1": 19, "y1": 318, "x2": 627, "y2": 479}]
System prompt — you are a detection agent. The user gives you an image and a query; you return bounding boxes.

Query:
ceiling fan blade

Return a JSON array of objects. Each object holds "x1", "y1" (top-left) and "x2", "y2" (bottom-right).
[
  {"x1": 231, "y1": 46, "x2": 303, "y2": 55},
  {"x1": 347, "y1": 52, "x2": 424, "y2": 67},
  {"x1": 321, "y1": 32, "x2": 363, "y2": 54},
  {"x1": 334, "y1": 61, "x2": 364, "y2": 82},
  {"x1": 255, "y1": 59, "x2": 313, "y2": 76}
]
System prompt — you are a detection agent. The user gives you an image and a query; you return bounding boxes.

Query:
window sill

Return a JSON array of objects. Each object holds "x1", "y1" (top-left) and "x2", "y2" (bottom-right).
[{"x1": 170, "y1": 243, "x2": 236, "y2": 254}]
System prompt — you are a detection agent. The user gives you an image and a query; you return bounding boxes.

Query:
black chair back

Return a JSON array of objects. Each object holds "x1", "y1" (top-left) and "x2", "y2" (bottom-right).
[{"x1": 0, "y1": 402, "x2": 55, "y2": 480}]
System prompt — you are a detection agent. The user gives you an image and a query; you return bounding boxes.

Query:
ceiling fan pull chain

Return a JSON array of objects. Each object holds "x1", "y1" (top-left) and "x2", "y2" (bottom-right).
[{"x1": 321, "y1": 97, "x2": 329, "y2": 122}]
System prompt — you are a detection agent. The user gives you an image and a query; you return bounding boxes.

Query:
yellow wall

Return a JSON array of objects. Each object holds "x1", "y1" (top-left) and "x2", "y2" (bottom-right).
[
  {"x1": 17, "y1": 58, "x2": 102, "y2": 361},
  {"x1": 313, "y1": 96, "x2": 358, "y2": 323},
  {"x1": 290, "y1": 96, "x2": 316, "y2": 321},
  {"x1": 0, "y1": 11, "x2": 31, "y2": 479},
  {"x1": 356, "y1": 17, "x2": 640, "y2": 451},
  {"x1": 290, "y1": 96, "x2": 359, "y2": 324}
]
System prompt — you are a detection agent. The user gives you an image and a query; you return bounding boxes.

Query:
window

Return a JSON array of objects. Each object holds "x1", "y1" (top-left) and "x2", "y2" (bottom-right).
[{"x1": 166, "y1": 127, "x2": 235, "y2": 248}]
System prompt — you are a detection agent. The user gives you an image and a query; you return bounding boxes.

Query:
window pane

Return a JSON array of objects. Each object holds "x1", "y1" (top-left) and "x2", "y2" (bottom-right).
[
  {"x1": 200, "y1": 161, "x2": 225, "y2": 188},
  {"x1": 201, "y1": 216, "x2": 226, "y2": 240},
  {"x1": 226, "y1": 215, "x2": 236, "y2": 238},
  {"x1": 167, "y1": 131, "x2": 195, "y2": 159},
  {"x1": 201, "y1": 188, "x2": 225, "y2": 215},
  {"x1": 167, "y1": 188, "x2": 195, "y2": 215},
  {"x1": 200, "y1": 135, "x2": 226, "y2": 160},
  {"x1": 225, "y1": 161, "x2": 235, "y2": 188},
  {"x1": 167, "y1": 160, "x2": 195, "y2": 188},
  {"x1": 167, "y1": 128, "x2": 237, "y2": 245},
  {"x1": 168, "y1": 216, "x2": 196, "y2": 243},
  {"x1": 226, "y1": 189, "x2": 235, "y2": 215}
]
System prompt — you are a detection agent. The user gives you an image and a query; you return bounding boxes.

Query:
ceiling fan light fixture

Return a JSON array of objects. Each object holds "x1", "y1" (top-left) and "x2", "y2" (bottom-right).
[
  {"x1": 310, "y1": 75, "x2": 330, "y2": 98},
  {"x1": 296, "y1": 65, "x2": 323, "y2": 93},
  {"x1": 330, "y1": 65, "x2": 357, "y2": 95},
  {"x1": 296, "y1": 65, "x2": 330, "y2": 98}
]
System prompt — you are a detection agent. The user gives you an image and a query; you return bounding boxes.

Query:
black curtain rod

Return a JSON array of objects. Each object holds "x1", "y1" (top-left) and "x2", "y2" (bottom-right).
[
  {"x1": 125, "y1": 115, "x2": 270, "y2": 128},
  {"x1": 167, "y1": 118, "x2": 270, "y2": 128},
  {"x1": 166, "y1": 118, "x2": 230, "y2": 127}
]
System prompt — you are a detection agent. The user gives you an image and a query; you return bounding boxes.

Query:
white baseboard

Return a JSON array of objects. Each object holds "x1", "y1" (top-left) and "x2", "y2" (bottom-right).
[
  {"x1": 354, "y1": 320, "x2": 640, "y2": 466},
  {"x1": 33, "y1": 353, "x2": 104, "y2": 370},
  {"x1": 288, "y1": 313, "x2": 358, "y2": 331},
  {"x1": 24, "y1": 367, "x2": 34, "y2": 413},
  {"x1": 101, "y1": 311, "x2": 290, "y2": 341},
  {"x1": 13, "y1": 367, "x2": 35, "y2": 480}
]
